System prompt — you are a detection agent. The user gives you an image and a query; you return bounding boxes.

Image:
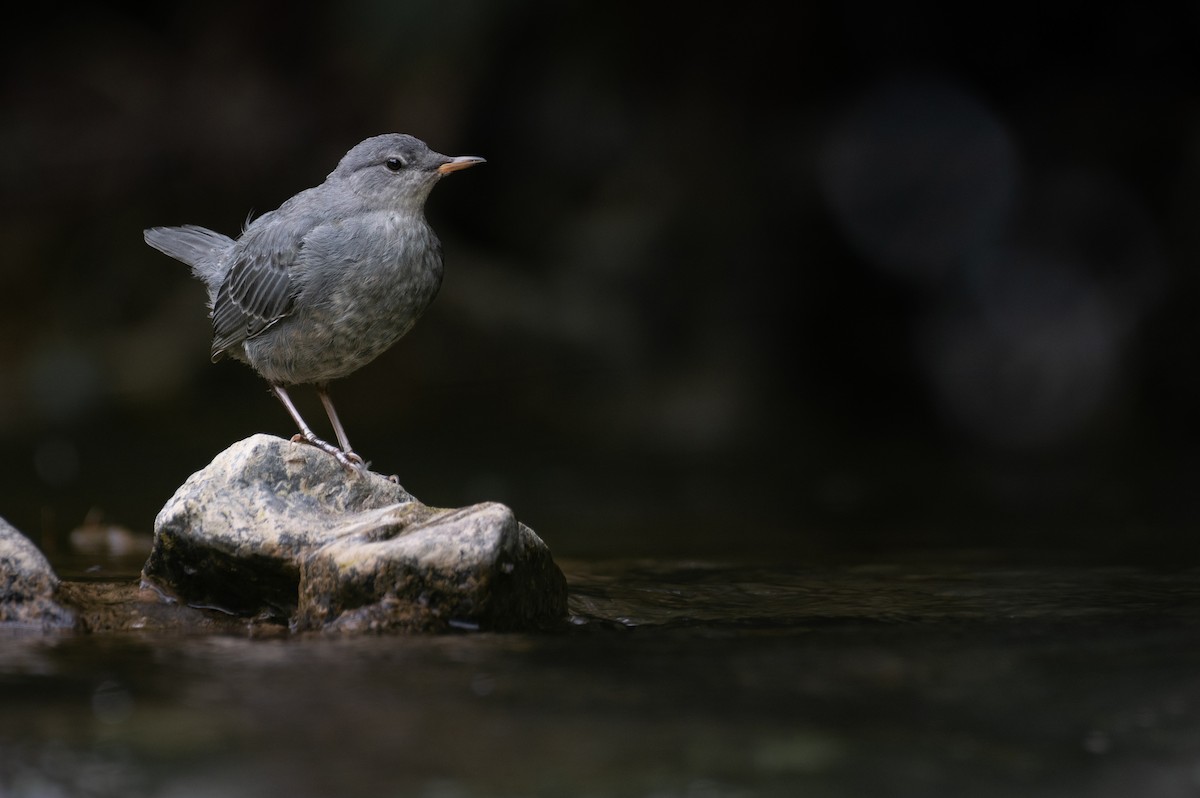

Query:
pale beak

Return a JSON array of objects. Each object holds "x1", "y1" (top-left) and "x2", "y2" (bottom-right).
[{"x1": 437, "y1": 155, "x2": 487, "y2": 175}]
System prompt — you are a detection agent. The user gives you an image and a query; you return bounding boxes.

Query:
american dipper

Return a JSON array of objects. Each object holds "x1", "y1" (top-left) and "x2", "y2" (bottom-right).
[{"x1": 144, "y1": 133, "x2": 485, "y2": 468}]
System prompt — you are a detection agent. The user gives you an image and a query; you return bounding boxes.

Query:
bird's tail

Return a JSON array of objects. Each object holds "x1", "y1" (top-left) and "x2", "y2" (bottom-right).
[{"x1": 144, "y1": 224, "x2": 234, "y2": 307}]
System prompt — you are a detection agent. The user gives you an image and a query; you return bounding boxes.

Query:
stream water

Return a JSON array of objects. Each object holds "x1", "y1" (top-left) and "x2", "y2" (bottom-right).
[{"x1": 3, "y1": 552, "x2": 1200, "y2": 797}]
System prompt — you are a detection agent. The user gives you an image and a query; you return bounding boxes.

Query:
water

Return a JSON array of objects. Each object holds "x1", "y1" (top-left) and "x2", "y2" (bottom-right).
[{"x1": 3, "y1": 552, "x2": 1200, "y2": 797}]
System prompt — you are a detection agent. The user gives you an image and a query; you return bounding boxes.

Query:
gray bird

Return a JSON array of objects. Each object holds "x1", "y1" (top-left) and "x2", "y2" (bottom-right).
[{"x1": 144, "y1": 133, "x2": 485, "y2": 469}]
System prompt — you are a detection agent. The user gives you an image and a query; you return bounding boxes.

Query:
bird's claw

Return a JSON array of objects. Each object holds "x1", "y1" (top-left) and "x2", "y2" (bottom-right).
[
  {"x1": 338, "y1": 450, "x2": 367, "y2": 470},
  {"x1": 291, "y1": 432, "x2": 366, "y2": 472}
]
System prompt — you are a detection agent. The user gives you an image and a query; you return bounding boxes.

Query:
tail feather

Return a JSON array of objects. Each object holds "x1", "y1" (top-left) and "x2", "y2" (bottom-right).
[{"x1": 144, "y1": 225, "x2": 234, "y2": 293}]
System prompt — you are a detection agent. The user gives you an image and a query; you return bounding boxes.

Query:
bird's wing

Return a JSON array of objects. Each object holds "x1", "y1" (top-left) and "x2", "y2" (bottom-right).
[{"x1": 209, "y1": 227, "x2": 302, "y2": 361}]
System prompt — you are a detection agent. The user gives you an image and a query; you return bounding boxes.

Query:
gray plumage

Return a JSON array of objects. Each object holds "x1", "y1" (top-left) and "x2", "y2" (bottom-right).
[{"x1": 144, "y1": 133, "x2": 485, "y2": 468}]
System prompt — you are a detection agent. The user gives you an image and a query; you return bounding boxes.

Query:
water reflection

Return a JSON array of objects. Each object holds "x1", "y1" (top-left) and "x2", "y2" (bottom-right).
[{"x1": 3, "y1": 555, "x2": 1200, "y2": 797}]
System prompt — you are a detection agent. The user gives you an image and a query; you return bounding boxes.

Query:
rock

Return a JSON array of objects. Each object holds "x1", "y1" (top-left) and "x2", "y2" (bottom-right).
[
  {"x1": 55, "y1": 581, "x2": 288, "y2": 636},
  {"x1": 0, "y1": 516, "x2": 75, "y2": 629},
  {"x1": 143, "y1": 434, "x2": 568, "y2": 632},
  {"x1": 144, "y1": 433, "x2": 414, "y2": 619},
  {"x1": 296, "y1": 502, "x2": 570, "y2": 632}
]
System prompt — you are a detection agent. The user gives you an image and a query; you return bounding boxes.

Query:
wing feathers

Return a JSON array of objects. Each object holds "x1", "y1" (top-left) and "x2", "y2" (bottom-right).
[{"x1": 209, "y1": 246, "x2": 299, "y2": 360}]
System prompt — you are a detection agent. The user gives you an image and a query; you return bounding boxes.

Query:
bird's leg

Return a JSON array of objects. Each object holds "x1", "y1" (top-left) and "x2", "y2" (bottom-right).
[
  {"x1": 315, "y1": 384, "x2": 365, "y2": 466},
  {"x1": 271, "y1": 385, "x2": 363, "y2": 470}
]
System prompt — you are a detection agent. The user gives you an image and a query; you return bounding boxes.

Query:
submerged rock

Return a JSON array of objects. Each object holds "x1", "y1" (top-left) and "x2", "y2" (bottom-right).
[
  {"x1": 144, "y1": 434, "x2": 567, "y2": 632},
  {"x1": 0, "y1": 516, "x2": 74, "y2": 629}
]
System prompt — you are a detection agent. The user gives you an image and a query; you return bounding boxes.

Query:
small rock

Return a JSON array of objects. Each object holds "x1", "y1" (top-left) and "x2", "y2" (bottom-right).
[
  {"x1": 0, "y1": 516, "x2": 75, "y2": 629},
  {"x1": 296, "y1": 502, "x2": 569, "y2": 632},
  {"x1": 68, "y1": 509, "x2": 153, "y2": 558},
  {"x1": 144, "y1": 433, "x2": 412, "y2": 618},
  {"x1": 143, "y1": 434, "x2": 567, "y2": 632}
]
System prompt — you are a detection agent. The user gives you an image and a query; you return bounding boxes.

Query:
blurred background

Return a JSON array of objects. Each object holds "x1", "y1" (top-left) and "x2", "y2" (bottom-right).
[{"x1": 2, "y1": 1, "x2": 1199, "y2": 561}]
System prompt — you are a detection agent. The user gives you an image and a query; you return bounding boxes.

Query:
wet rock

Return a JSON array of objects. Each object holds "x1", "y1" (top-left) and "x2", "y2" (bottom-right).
[
  {"x1": 55, "y1": 581, "x2": 287, "y2": 636},
  {"x1": 143, "y1": 434, "x2": 413, "y2": 619},
  {"x1": 143, "y1": 434, "x2": 567, "y2": 632},
  {"x1": 0, "y1": 516, "x2": 75, "y2": 629},
  {"x1": 296, "y1": 502, "x2": 570, "y2": 632}
]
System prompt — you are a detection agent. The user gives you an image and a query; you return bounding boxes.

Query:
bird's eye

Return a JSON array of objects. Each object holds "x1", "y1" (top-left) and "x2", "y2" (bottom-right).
[{"x1": 385, "y1": 157, "x2": 405, "y2": 172}]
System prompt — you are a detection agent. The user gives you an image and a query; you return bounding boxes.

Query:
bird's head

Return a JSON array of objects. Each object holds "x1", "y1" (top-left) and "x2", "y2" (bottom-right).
[{"x1": 332, "y1": 133, "x2": 485, "y2": 211}]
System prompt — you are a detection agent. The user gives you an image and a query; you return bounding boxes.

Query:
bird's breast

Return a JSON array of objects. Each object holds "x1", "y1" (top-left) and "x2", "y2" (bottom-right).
[{"x1": 241, "y1": 215, "x2": 444, "y2": 385}]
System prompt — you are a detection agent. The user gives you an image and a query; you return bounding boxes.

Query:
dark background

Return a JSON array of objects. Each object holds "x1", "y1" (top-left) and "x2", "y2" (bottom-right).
[{"x1": 3, "y1": 1, "x2": 1199, "y2": 560}]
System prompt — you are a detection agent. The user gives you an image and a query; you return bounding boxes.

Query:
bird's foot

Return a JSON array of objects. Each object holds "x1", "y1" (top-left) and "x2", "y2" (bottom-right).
[{"x1": 289, "y1": 433, "x2": 367, "y2": 471}]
